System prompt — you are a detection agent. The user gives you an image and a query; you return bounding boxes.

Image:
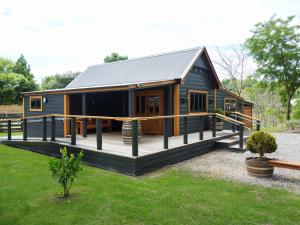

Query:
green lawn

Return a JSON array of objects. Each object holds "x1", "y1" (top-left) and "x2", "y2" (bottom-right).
[
  {"x1": 0, "y1": 131, "x2": 22, "y2": 137},
  {"x1": 0, "y1": 145, "x2": 299, "y2": 225}
]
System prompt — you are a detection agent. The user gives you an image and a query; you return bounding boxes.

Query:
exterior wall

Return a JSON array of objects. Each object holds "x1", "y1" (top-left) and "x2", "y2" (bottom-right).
[{"x1": 24, "y1": 94, "x2": 64, "y2": 137}]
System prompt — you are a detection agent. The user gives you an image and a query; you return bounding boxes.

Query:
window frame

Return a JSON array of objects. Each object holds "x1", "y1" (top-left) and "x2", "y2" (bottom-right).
[
  {"x1": 29, "y1": 96, "x2": 43, "y2": 112},
  {"x1": 188, "y1": 89, "x2": 208, "y2": 114},
  {"x1": 224, "y1": 98, "x2": 237, "y2": 113}
]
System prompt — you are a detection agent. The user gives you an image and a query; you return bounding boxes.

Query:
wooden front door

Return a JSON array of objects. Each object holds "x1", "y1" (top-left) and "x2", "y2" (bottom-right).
[
  {"x1": 243, "y1": 106, "x2": 252, "y2": 129},
  {"x1": 134, "y1": 90, "x2": 164, "y2": 134}
]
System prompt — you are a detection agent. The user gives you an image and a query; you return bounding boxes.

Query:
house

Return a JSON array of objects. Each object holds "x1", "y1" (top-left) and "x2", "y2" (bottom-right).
[{"x1": 23, "y1": 46, "x2": 252, "y2": 138}]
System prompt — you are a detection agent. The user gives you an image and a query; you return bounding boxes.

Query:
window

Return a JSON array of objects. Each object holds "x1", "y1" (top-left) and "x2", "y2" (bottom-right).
[
  {"x1": 189, "y1": 90, "x2": 207, "y2": 113},
  {"x1": 224, "y1": 98, "x2": 236, "y2": 112},
  {"x1": 30, "y1": 96, "x2": 43, "y2": 111}
]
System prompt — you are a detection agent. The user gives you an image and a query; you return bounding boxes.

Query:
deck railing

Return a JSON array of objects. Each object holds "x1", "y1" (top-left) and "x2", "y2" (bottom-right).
[
  {"x1": 1, "y1": 112, "x2": 256, "y2": 157},
  {"x1": 226, "y1": 111, "x2": 261, "y2": 131}
]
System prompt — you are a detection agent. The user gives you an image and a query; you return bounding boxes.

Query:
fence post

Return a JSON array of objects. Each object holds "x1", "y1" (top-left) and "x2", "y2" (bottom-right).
[
  {"x1": 256, "y1": 120, "x2": 260, "y2": 131},
  {"x1": 51, "y1": 116, "x2": 55, "y2": 141},
  {"x1": 132, "y1": 120, "x2": 138, "y2": 156},
  {"x1": 183, "y1": 117, "x2": 188, "y2": 144},
  {"x1": 199, "y1": 116, "x2": 203, "y2": 140},
  {"x1": 71, "y1": 117, "x2": 76, "y2": 145},
  {"x1": 23, "y1": 119, "x2": 27, "y2": 141},
  {"x1": 164, "y1": 118, "x2": 168, "y2": 149},
  {"x1": 239, "y1": 124, "x2": 244, "y2": 149},
  {"x1": 96, "y1": 119, "x2": 102, "y2": 150},
  {"x1": 42, "y1": 116, "x2": 47, "y2": 141},
  {"x1": 212, "y1": 115, "x2": 216, "y2": 137},
  {"x1": 7, "y1": 120, "x2": 11, "y2": 140}
]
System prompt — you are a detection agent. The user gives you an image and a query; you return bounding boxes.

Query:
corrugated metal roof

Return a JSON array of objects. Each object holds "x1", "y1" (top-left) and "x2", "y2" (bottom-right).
[{"x1": 66, "y1": 47, "x2": 203, "y2": 89}]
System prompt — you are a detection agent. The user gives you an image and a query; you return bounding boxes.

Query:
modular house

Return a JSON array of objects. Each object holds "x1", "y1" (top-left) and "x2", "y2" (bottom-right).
[{"x1": 23, "y1": 47, "x2": 251, "y2": 138}]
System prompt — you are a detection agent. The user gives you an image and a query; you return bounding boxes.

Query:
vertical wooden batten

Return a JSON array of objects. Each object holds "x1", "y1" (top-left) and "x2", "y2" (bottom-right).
[
  {"x1": 22, "y1": 97, "x2": 25, "y2": 118},
  {"x1": 214, "y1": 89, "x2": 216, "y2": 111},
  {"x1": 64, "y1": 94, "x2": 70, "y2": 137},
  {"x1": 173, "y1": 84, "x2": 180, "y2": 136}
]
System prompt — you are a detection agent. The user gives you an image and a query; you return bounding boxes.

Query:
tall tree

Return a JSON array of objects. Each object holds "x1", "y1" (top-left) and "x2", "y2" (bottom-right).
[
  {"x1": 104, "y1": 52, "x2": 128, "y2": 63},
  {"x1": 40, "y1": 71, "x2": 80, "y2": 90},
  {"x1": 13, "y1": 54, "x2": 33, "y2": 80},
  {"x1": 245, "y1": 15, "x2": 300, "y2": 120},
  {"x1": 214, "y1": 45, "x2": 252, "y2": 96},
  {"x1": 0, "y1": 57, "x2": 14, "y2": 73}
]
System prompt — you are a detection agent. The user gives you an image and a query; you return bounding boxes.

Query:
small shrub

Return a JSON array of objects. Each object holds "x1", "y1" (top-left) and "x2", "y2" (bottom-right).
[
  {"x1": 49, "y1": 147, "x2": 84, "y2": 197},
  {"x1": 214, "y1": 108, "x2": 224, "y2": 115},
  {"x1": 246, "y1": 131, "x2": 277, "y2": 158},
  {"x1": 286, "y1": 120, "x2": 300, "y2": 130}
]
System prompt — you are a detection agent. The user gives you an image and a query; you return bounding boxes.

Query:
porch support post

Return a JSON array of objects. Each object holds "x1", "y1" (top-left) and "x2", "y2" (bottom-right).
[
  {"x1": 51, "y1": 116, "x2": 55, "y2": 141},
  {"x1": 199, "y1": 116, "x2": 203, "y2": 140},
  {"x1": 132, "y1": 120, "x2": 138, "y2": 156},
  {"x1": 232, "y1": 114, "x2": 236, "y2": 133},
  {"x1": 42, "y1": 116, "x2": 47, "y2": 141},
  {"x1": 256, "y1": 120, "x2": 260, "y2": 131},
  {"x1": 212, "y1": 115, "x2": 216, "y2": 137},
  {"x1": 128, "y1": 89, "x2": 134, "y2": 117},
  {"x1": 183, "y1": 117, "x2": 188, "y2": 144},
  {"x1": 82, "y1": 93, "x2": 87, "y2": 137},
  {"x1": 164, "y1": 118, "x2": 168, "y2": 149},
  {"x1": 71, "y1": 117, "x2": 76, "y2": 145},
  {"x1": 168, "y1": 85, "x2": 173, "y2": 137},
  {"x1": 239, "y1": 124, "x2": 244, "y2": 148},
  {"x1": 23, "y1": 119, "x2": 27, "y2": 141},
  {"x1": 7, "y1": 120, "x2": 11, "y2": 140},
  {"x1": 96, "y1": 119, "x2": 102, "y2": 150}
]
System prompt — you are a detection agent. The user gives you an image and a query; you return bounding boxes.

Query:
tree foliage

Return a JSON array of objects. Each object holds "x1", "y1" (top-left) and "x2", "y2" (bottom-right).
[
  {"x1": 245, "y1": 15, "x2": 300, "y2": 120},
  {"x1": 0, "y1": 57, "x2": 14, "y2": 73},
  {"x1": 40, "y1": 71, "x2": 80, "y2": 90},
  {"x1": 104, "y1": 52, "x2": 128, "y2": 63},
  {"x1": 0, "y1": 73, "x2": 36, "y2": 104},
  {"x1": 49, "y1": 147, "x2": 84, "y2": 197},
  {"x1": 12, "y1": 54, "x2": 33, "y2": 80}
]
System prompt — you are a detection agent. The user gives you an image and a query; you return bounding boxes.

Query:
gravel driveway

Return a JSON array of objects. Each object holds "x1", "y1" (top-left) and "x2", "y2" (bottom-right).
[{"x1": 175, "y1": 133, "x2": 300, "y2": 194}]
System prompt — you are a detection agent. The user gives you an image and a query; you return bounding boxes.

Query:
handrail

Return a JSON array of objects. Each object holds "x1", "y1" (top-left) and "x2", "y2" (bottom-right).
[
  {"x1": 214, "y1": 113, "x2": 245, "y2": 126},
  {"x1": 227, "y1": 111, "x2": 260, "y2": 123}
]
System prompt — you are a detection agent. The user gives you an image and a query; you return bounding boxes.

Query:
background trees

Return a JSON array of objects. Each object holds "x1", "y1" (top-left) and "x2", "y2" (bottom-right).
[
  {"x1": 245, "y1": 15, "x2": 300, "y2": 120},
  {"x1": 40, "y1": 71, "x2": 80, "y2": 90},
  {"x1": 104, "y1": 52, "x2": 128, "y2": 63}
]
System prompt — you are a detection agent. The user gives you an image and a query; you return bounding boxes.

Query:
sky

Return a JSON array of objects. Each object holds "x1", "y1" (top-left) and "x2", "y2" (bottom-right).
[{"x1": 0, "y1": 0, "x2": 299, "y2": 82}]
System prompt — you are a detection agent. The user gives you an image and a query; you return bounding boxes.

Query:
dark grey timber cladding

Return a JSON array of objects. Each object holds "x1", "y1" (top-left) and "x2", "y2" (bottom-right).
[
  {"x1": 179, "y1": 56, "x2": 215, "y2": 134},
  {"x1": 24, "y1": 94, "x2": 64, "y2": 137}
]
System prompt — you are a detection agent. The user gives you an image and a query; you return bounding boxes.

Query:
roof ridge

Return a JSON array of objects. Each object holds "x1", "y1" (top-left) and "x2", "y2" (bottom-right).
[{"x1": 90, "y1": 46, "x2": 203, "y2": 68}]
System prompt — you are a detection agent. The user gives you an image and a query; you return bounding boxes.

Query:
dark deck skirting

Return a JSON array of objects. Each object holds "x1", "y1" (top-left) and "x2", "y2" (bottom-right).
[{"x1": 3, "y1": 132, "x2": 239, "y2": 176}]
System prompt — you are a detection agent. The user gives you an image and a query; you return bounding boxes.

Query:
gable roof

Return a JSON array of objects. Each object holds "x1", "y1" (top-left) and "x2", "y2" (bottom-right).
[{"x1": 66, "y1": 46, "x2": 220, "y2": 90}]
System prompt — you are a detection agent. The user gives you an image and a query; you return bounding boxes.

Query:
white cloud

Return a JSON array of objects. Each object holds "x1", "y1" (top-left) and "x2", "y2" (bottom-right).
[{"x1": 0, "y1": 0, "x2": 299, "y2": 82}]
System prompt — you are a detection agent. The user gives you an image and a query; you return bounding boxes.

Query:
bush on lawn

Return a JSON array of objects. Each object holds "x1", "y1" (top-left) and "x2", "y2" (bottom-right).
[
  {"x1": 246, "y1": 131, "x2": 277, "y2": 158},
  {"x1": 49, "y1": 147, "x2": 84, "y2": 197}
]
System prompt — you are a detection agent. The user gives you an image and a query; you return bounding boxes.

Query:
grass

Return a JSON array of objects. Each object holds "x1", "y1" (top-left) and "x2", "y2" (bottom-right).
[
  {"x1": 0, "y1": 131, "x2": 22, "y2": 137},
  {"x1": 0, "y1": 145, "x2": 299, "y2": 225},
  {"x1": 260, "y1": 127, "x2": 287, "y2": 132}
]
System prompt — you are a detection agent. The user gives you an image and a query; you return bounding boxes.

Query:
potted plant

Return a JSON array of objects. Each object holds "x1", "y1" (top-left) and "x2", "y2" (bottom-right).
[
  {"x1": 245, "y1": 131, "x2": 277, "y2": 177},
  {"x1": 213, "y1": 108, "x2": 224, "y2": 131}
]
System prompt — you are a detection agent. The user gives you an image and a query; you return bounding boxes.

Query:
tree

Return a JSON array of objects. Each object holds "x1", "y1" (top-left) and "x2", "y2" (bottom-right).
[
  {"x1": 13, "y1": 54, "x2": 33, "y2": 80},
  {"x1": 104, "y1": 52, "x2": 128, "y2": 63},
  {"x1": 49, "y1": 147, "x2": 84, "y2": 197},
  {"x1": 0, "y1": 73, "x2": 36, "y2": 104},
  {"x1": 214, "y1": 45, "x2": 252, "y2": 96},
  {"x1": 245, "y1": 15, "x2": 300, "y2": 120},
  {"x1": 40, "y1": 71, "x2": 80, "y2": 90},
  {"x1": 0, "y1": 57, "x2": 14, "y2": 73}
]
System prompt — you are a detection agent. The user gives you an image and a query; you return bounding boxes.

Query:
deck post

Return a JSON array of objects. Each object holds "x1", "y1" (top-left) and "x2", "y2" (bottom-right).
[
  {"x1": 96, "y1": 119, "x2": 102, "y2": 150},
  {"x1": 71, "y1": 117, "x2": 76, "y2": 145},
  {"x1": 132, "y1": 120, "x2": 138, "y2": 156},
  {"x1": 256, "y1": 120, "x2": 260, "y2": 131},
  {"x1": 164, "y1": 118, "x2": 168, "y2": 149},
  {"x1": 42, "y1": 116, "x2": 47, "y2": 141},
  {"x1": 212, "y1": 115, "x2": 216, "y2": 137},
  {"x1": 232, "y1": 114, "x2": 236, "y2": 132},
  {"x1": 51, "y1": 116, "x2": 55, "y2": 141},
  {"x1": 199, "y1": 116, "x2": 204, "y2": 140},
  {"x1": 82, "y1": 93, "x2": 87, "y2": 137},
  {"x1": 7, "y1": 120, "x2": 11, "y2": 140},
  {"x1": 128, "y1": 89, "x2": 134, "y2": 117},
  {"x1": 23, "y1": 119, "x2": 27, "y2": 141},
  {"x1": 239, "y1": 124, "x2": 244, "y2": 148},
  {"x1": 168, "y1": 84, "x2": 173, "y2": 137},
  {"x1": 183, "y1": 117, "x2": 188, "y2": 144}
]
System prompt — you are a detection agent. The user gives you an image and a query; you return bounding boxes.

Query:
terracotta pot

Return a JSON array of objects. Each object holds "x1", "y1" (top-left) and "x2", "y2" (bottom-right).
[
  {"x1": 122, "y1": 121, "x2": 142, "y2": 144},
  {"x1": 245, "y1": 157, "x2": 274, "y2": 177}
]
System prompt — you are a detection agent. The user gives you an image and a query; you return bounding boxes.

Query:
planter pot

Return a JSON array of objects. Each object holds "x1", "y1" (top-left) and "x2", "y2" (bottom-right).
[
  {"x1": 245, "y1": 157, "x2": 274, "y2": 177},
  {"x1": 122, "y1": 121, "x2": 142, "y2": 144},
  {"x1": 216, "y1": 121, "x2": 224, "y2": 131}
]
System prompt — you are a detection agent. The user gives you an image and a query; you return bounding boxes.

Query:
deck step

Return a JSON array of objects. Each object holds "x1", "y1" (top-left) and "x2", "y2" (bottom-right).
[{"x1": 215, "y1": 134, "x2": 249, "y2": 151}]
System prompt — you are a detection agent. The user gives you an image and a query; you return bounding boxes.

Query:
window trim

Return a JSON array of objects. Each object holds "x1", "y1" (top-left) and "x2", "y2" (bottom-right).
[
  {"x1": 29, "y1": 96, "x2": 43, "y2": 112},
  {"x1": 224, "y1": 98, "x2": 237, "y2": 113},
  {"x1": 188, "y1": 89, "x2": 208, "y2": 114}
]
